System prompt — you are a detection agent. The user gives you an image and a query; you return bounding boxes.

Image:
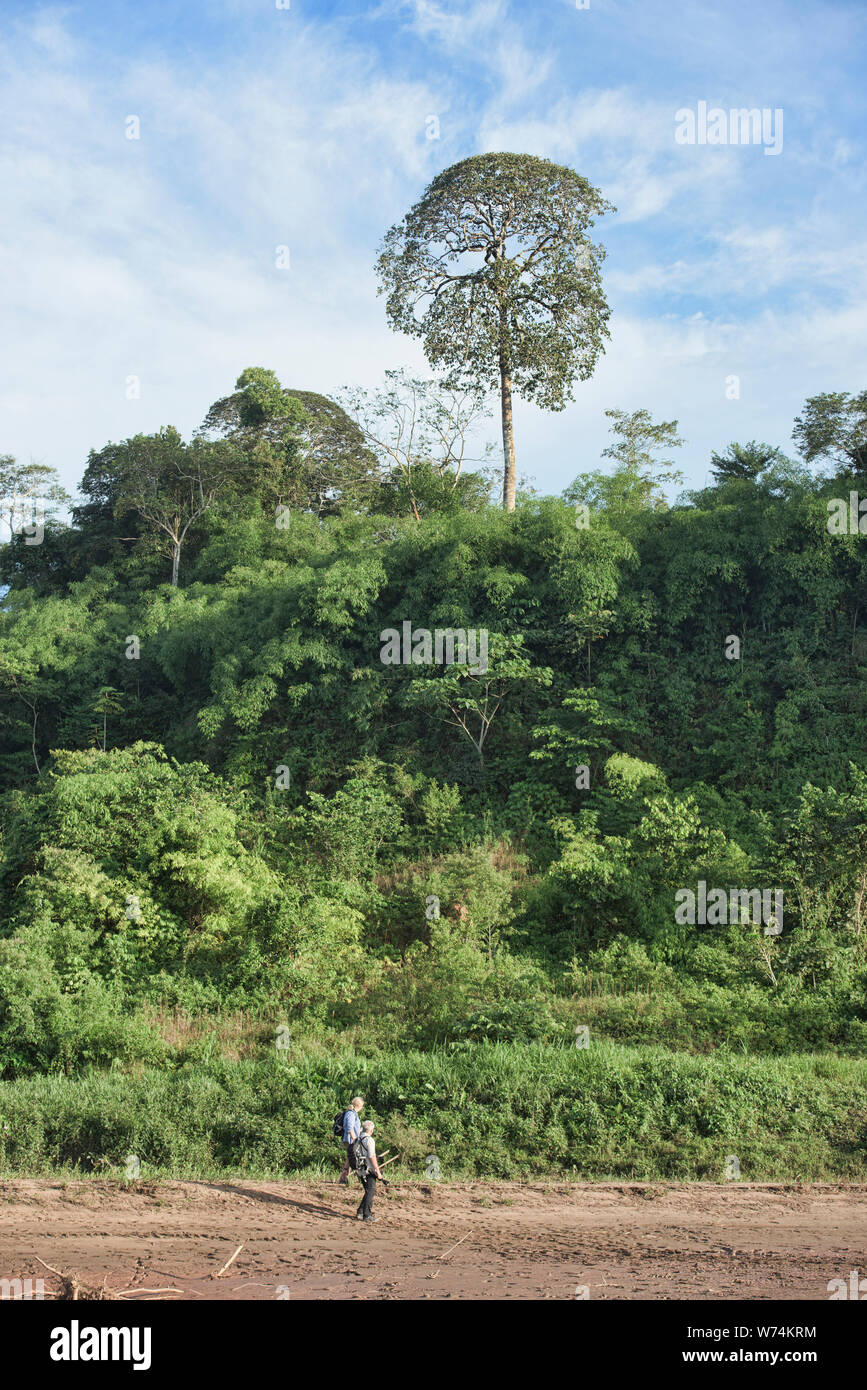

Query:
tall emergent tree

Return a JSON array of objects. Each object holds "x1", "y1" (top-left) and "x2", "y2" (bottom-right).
[
  {"x1": 793, "y1": 391, "x2": 867, "y2": 475},
  {"x1": 375, "y1": 153, "x2": 614, "y2": 512}
]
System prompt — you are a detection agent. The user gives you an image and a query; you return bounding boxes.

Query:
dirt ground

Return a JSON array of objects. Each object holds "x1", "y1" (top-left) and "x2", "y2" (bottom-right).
[{"x1": 1, "y1": 1178, "x2": 864, "y2": 1301}]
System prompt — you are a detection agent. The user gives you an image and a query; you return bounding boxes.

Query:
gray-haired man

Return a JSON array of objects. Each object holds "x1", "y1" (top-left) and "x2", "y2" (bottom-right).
[{"x1": 355, "y1": 1120, "x2": 384, "y2": 1223}]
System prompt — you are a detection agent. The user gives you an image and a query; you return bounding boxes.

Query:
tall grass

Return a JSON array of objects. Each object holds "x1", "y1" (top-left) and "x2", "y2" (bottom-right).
[{"x1": 1, "y1": 1041, "x2": 865, "y2": 1181}]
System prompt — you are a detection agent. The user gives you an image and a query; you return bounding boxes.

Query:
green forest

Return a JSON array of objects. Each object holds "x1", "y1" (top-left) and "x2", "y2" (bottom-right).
[{"x1": 2, "y1": 156, "x2": 867, "y2": 1183}]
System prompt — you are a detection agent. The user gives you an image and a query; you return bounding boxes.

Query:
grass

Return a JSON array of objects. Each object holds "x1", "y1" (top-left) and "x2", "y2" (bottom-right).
[{"x1": 1, "y1": 1039, "x2": 866, "y2": 1182}]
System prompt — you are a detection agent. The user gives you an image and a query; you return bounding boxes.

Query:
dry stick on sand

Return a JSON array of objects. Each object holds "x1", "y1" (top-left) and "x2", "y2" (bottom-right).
[
  {"x1": 35, "y1": 1253, "x2": 204, "y2": 1301},
  {"x1": 33, "y1": 1255, "x2": 184, "y2": 1301},
  {"x1": 34, "y1": 1255, "x2": 119, "y2": 1301},
  {"x1": 437, "y1": 1230, "x2": 473, "y2": 1260},
  {"x1": 429, "y1": 1230, "x2": 473, "y2": 1279},
  {"x1": 213, "y1": 1243, "x2": 245, "y2": 1279},
  {"x1": 36, "y1": 1255, "x2": 181, "y2": 1300},
  {"x1": 117, "y1": 1287, "x2": 185, "y2": 1297}
]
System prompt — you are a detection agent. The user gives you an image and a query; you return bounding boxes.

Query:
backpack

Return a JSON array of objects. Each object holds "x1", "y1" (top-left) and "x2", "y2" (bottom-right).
[
  {"x1": 332, "y1": 1109, "x2": 349, "y2": 1140},
  {"x1": 350, "y1": 1133, "x2": 370, "y2": 1175}
]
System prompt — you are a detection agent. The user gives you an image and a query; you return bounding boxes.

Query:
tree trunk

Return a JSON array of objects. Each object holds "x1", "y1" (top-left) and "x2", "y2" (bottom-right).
[
  {"x1": 171, "y1": 541, "x2": 181, "y2": 588},
  {"x1": 499, "y1": 350, "x2": 517, "y2": 512},
  {"x1": 29, "y1": 702, "x2": 40, "y2": 775}
]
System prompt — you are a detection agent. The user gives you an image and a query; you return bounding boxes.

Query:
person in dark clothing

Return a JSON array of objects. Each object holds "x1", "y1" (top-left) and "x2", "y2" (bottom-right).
[{"x1": 355, "y1": 1120, "x2": 384, "y2": 1223}]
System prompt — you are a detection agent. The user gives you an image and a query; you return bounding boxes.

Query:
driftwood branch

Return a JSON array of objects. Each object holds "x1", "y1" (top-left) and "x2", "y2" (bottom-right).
[{"x1": 213, "y1": 1243, "x2": 245, "y2": 1278}]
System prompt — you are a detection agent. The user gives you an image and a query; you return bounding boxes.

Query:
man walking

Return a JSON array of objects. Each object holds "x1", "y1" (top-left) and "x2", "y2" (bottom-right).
[
  {"x1": 355, "y1": 1120, "x2": 384, "y2": 1223},
  {"x1": 339, "y1": 1096, "x2": 364, "y2": 1185}
]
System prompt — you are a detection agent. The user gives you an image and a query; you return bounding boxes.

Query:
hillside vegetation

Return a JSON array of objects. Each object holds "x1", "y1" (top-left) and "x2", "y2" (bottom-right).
[{"x1": 2, "y1": 377, "x2": 867, "y2": 1178}]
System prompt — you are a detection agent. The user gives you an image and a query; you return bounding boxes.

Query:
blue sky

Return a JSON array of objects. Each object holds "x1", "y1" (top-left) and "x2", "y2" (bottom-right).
[{"x1": 2, "y1": 0, "x2": 866, "y2": 502}]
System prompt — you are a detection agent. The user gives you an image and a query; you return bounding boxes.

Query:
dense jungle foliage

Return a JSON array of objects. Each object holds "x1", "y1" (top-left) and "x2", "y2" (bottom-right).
[{"x1": 2, "y1": 373, "x2": 866, "y2": 1177}]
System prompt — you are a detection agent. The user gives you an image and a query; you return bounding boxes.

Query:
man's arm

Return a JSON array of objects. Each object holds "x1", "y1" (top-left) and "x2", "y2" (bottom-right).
[{"x1": 368, "y1": 1140, "x2": 383, "y2": 1179}]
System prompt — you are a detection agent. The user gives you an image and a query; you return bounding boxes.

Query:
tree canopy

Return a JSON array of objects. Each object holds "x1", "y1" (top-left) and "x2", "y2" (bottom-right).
[{"x1": 376, "y1": 153, "x2": 614, "y2": 511}]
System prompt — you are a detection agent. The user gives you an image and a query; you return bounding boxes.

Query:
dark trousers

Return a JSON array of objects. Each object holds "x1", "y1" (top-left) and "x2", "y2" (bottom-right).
[{"x1": 357, "y1": 1170, "x2": 377, "y2": 1218}]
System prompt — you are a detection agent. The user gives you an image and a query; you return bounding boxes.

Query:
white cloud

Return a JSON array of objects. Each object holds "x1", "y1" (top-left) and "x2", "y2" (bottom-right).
[
  {"x1": 0, "y1": 13, "x2": 451, "y2": 489},
  {"x1": 0, "y1": 0, "x2": 865, "y2": 509}
]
